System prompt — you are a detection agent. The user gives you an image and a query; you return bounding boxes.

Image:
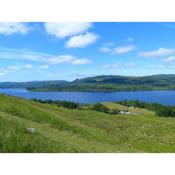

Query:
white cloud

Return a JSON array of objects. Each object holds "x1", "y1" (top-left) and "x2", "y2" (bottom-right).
[
  {"x1": 0, "y1": 64, "x2": 33, "y2": 76},
  {"x1": 102, "y1": 64, "x2": 120, "y2": 69},
  {"x1": 44, "y1": 22, "x2": 92, "y2": 38},
  {"x1": 0, "y1": 68, "x2": 10, "y2": 76},
  {"x1": 124, "y1": 37, "x2": 134, "y2": 42},
  {"x1": 156, "y1": 65, "x2": 168, "y2": 69},
  {"x1": 65, "y1": 32, "x2": 99, "y2": 48},
  {"x1": 100, "y1": 44, "x2": 137, "y2": 55},
  {"x1": 138, "y1": 48, "x2": 175, "y2": 57},
  {"x1": 113, "y1": 45, "x2": 137, "y2": 54},
  {"x1": 7, "y1": 65, "x2": 21, "y2": 71},
  {"x1": 102, "y1": 62, "x2": 134, "y2": 69},
  {"x1": 39, "y1": 65, "x2": 49, "y2": 69},
  {"x1": 72, "y1": 58, "x2": 92, "y2": 65},
  {"x1": 102, "y1": 42, "x2": 114, "y2": 46},
  {"x1": 48, "y1": 55, "x2": 92, "y2": 65},
  {"x1": 0, "y1": 72, "x2": 7, "y2": 76},
  {"x1": 0, "y1": 23, "x2": 30, "y2": 35},
  {"x1": 0, "y1": 47, "x2": 92, "y2": 66},
  {"x1": 163, "y1": 56, "x2": 175, "y2": 63},
  {"x1": 99, "y1": 46, "x2": 111, "y2": 53},
  {"x1": 47, "y1": 55, "x2": 75, "y2": 64},
  {"x1": 0, "y1": 47, "x2": 51, "y2": 62},
  {"x1": 23, "y1": 64, "x2": 33, "y2": 69}
]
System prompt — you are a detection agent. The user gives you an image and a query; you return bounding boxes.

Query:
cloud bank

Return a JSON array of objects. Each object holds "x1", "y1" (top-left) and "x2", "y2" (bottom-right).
[
  {"x1": 44, "y1": 22, "x2": 92, "y2": 38},
  {"x1": 65, "y1": 32, "x2": 99, "y2": 48},
  {"x1": 138, "y1": 48, "x2": 175, "y2": 57},
  {"x1": 0, "y1": 23, "x2": 30, "y2": 35}
]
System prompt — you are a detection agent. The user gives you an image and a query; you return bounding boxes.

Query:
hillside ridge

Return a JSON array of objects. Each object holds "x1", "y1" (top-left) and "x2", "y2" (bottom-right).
[{"x1": 1, "y1": 74, "x2": 175, "y2": 92}]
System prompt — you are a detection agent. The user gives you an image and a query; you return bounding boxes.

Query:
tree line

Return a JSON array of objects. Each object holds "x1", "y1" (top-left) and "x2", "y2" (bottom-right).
[
  {"x1": 32, "y1": 98, "x2": 175, "y2": 117},
  {"x1": 116, "y1": 100, "x2": 175, "y2": 117},
  {"x1": 32, "y1": 99, "x2": 79, "y2": 109},
  {"x1": 32, "y1": 99, "x2": 120, "y2": 114}
]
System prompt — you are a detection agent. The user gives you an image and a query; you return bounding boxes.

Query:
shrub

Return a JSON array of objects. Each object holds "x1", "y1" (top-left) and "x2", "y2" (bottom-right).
[
  {"x1": 155, "y1": 106, "x2": 175, "y2": 117},
  {"x1": 32, "y1": 99, "x2": 79, "y2": 109},
  {"x1": 56, "y1": 101, "x2": 79, "y2": 109},
  {"x1": 92, "y1": 103, "x2": 110, "y2": 113},
  {"x1": 117, "y1": 100, "x2": 175, "y2": 118},
  {"x1": 109, "y1": 108, "x2": 120, "y2": 115}
]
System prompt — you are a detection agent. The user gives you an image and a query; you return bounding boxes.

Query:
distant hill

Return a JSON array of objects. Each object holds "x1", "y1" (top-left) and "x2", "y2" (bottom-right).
[
  {"x1": 27, "y1": 74, "x2": 175, "y2": 92},
  {"x1": 73, "y1": 74, "x2": 175, "y2": 84},
  {"x1": 2, "y1": 74, "x2": 175, "y2": 92},
  {"x1": 0, "y1": 80, "x2": 68, "y2": 89}
]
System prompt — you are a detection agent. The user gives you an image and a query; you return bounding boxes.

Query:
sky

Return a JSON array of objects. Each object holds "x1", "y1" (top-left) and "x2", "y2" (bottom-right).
[{"x1": 1, "y1": 22, "x2": 175, "y2": 82}]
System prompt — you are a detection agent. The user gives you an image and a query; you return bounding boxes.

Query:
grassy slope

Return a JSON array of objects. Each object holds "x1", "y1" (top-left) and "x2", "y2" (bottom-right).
[{"x1": 1, "y1": 94, "x2": 175, "y2": 153}]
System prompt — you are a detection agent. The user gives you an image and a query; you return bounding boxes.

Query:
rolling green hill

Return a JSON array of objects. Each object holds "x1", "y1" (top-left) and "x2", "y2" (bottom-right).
[
  {"x1": 27, "y1": 74, "x2": 175, "y2": 92},
  {"x1": 1, "y1": 94, "x2": 175, "y2": 152},
  {"x1": 2, "y1": 74, "x2": 175, "y2": 92}
]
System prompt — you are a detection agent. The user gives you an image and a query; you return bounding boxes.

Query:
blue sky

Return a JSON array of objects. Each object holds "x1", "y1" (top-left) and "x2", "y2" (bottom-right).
[{"x1": 1, "y1": 22, "x2": 175, "y2": 82}]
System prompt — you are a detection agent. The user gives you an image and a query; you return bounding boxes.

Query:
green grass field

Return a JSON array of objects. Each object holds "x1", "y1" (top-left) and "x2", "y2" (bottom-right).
[{"x1": 1, "y1": 94, "x2": 175, "y2": 153}]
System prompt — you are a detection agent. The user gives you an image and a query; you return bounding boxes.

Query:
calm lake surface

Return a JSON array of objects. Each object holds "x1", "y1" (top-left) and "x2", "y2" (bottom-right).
[{"x1": 0, "y1": 88, "x2": 175, "y2": 105}]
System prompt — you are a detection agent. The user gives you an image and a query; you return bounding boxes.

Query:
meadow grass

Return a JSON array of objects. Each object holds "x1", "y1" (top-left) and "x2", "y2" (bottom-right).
[{"x1": 1, "y1": 94, "x2": 175, "y2": 152}]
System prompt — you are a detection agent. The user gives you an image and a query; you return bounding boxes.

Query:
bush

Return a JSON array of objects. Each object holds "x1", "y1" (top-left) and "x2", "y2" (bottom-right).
[
  {"x1": 92, "y1": 103, "x2": 110, "y2": 113},
  {"x1": 109, "y1": 108, "x2": 120, "y2": 115},
  {"x1": 32, "y1": 99, "x2": 79, "y2": 109},
  {"x1": 116, "y1": 100, "x2": 175, "y2": 118},
  {"x1": 155, "y1": 106, "x2": 175, "y2": 117},
  {"x1": 56, "y1": 101, "x2": 79, "y2": 109}
]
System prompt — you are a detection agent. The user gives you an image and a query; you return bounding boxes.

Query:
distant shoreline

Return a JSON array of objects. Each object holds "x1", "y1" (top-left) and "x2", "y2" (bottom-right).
[
  {"x1": 1, "y1": 74, "x2": 175, "y2": 92},
  {"x1": 1, "y1": 87, "x2": 175, "y2": 93}
]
